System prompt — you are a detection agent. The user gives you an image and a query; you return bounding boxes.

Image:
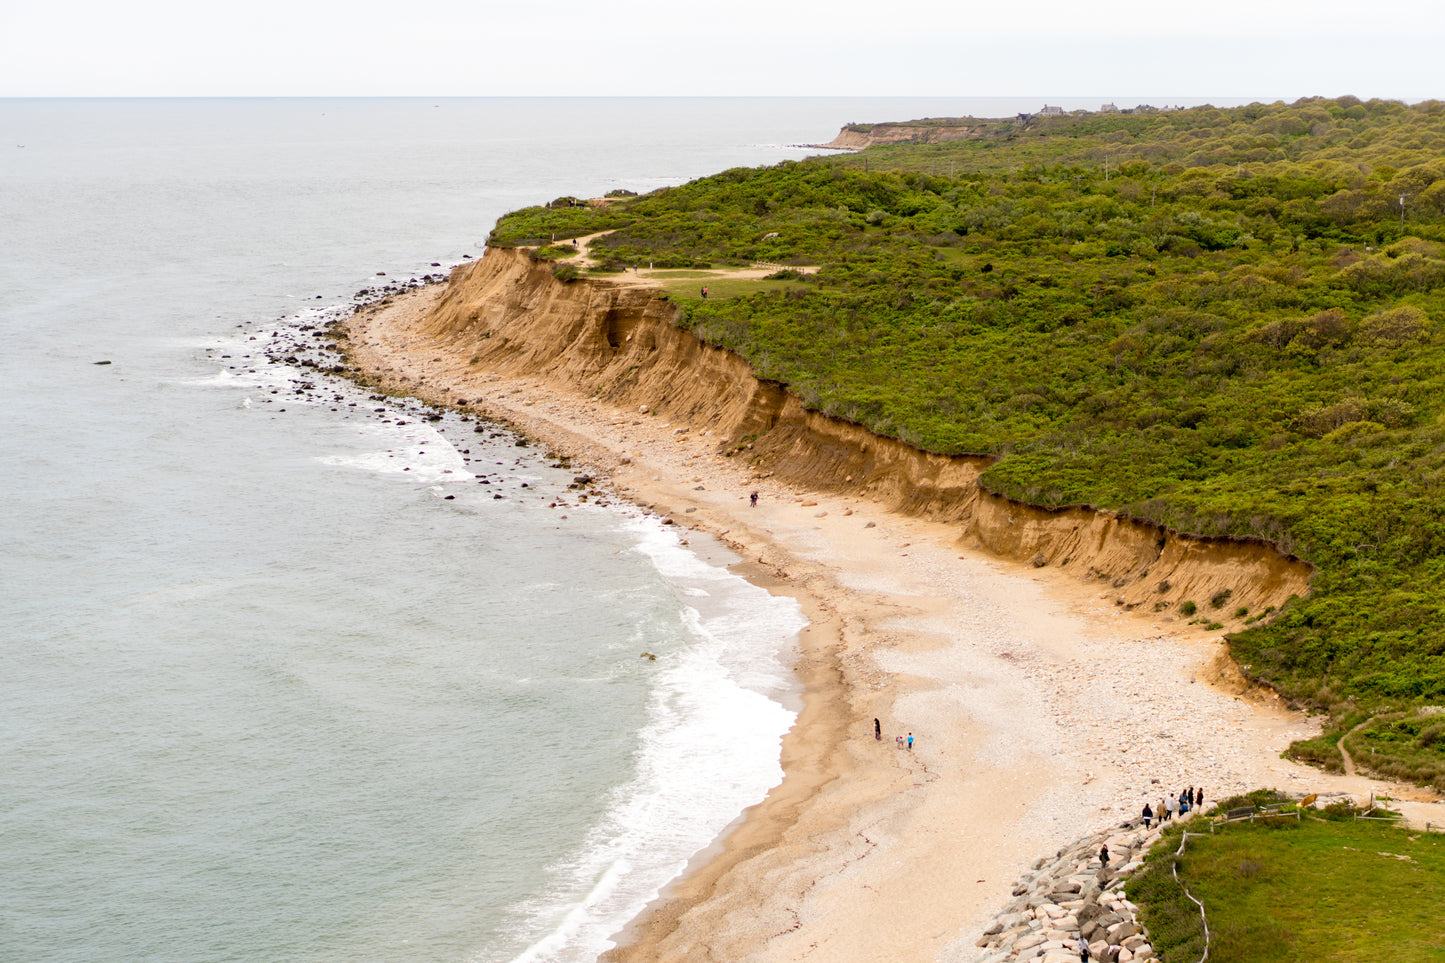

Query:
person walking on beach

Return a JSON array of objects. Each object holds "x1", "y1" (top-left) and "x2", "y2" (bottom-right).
[
  {"x1": 750, "y1": 490, "x2": 758, "y2": 507},
  {"x1": 907, "y1": 732, "x2": 914, "y2": 750},
  {"x1": 874, "y1": 718, "x2": 881, "y2": 741},
  {"x1": 1077, "y1": 934, "x2": 1090, "y2": 961},
  {"x1": 1142, "y1": 802, "x2": 1153, "y2": 827},
  {"x1": 896, "y1": 735, "x2": 904, "y2": 750},
  {"x1": 1099, "y1": 844, "x2": 1109, "y2": 867}
]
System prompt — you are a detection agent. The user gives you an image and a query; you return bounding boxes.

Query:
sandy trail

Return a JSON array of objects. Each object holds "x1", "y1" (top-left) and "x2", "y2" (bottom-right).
[
  {"x1": 343, "y1": 285, "x2": 1443, "y2": 963},
  {"x1": 550, "y1": 229, "x2": 813, "y2": 287}
]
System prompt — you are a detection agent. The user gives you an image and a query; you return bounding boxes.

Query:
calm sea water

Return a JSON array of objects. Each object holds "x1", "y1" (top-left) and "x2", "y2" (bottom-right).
[{"x1": 0, "y1": 96, "x2": 1223, "y2": 963}]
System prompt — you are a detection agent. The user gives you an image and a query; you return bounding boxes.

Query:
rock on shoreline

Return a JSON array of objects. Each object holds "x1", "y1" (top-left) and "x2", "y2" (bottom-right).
[{"x1": 974, "y1": 818, "x2": 1165, "y2": 963}]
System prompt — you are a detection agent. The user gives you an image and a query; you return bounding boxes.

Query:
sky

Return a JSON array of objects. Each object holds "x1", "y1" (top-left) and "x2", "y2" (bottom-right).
[{"x1": 1, "y1": 0, "x2": 1440, "y2": 101}]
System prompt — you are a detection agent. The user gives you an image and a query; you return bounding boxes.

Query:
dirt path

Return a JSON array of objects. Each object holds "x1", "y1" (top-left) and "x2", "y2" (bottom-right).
[
  {"x1": 553, "y1": 230, "x2": 812, "y2": 288},
  {"x1": 1338, "y1": 716, "x2": 1376, "y2": 777}
]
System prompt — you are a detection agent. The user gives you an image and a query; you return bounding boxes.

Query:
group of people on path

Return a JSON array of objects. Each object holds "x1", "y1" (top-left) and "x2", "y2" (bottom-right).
[{"x1": 1141, "y1": 786, "x2": 1204, "y2": 827}]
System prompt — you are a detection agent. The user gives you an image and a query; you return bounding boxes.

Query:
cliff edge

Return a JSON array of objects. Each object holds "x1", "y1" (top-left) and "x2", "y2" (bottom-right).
[
  {"x1": 400, "y1": 247, "x2": 1312, "y2": 625},
  {"x1": 820, "y1": 120, "x2": 986, "y2": 150}
]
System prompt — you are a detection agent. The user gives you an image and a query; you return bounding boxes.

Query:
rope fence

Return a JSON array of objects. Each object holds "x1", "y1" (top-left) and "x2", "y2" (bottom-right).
[
  {"x1": 1173, "y1": 831, "x2": 1212, "y2": 963},
  {"x1": 1169, "y1": 800, "x2": 1439, "y2": 963}
]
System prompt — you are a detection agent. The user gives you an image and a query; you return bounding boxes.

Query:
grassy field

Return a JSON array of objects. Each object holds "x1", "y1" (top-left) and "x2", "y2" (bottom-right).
[
  {"x1": 648, "y1": 275, "x2": 813, "y2": 301},
  {"x1": 1129, "y1": 798, "x2": 1445, "y2": 962},
  {"x1": 489, "y1": 97, "x2": 1445, "y2": 788}
]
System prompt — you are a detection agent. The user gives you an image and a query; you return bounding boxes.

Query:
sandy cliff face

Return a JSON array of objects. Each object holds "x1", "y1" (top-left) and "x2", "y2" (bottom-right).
[
  {"x1": 418, "y1": 247, "x2": 1312, "y2": 624},
  {"x1": 821, "y1": 123, "x2": 983, "y2": 150}
]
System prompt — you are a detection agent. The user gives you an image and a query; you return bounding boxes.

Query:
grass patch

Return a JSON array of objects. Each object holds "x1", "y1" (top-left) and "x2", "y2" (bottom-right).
[
  {"x1": 640, "y1": 269, "x2": 720, "y2": 279},
  {"x1": 531, "y1": 243, "x2": 579, "y2": 261},
  {"x1": 1284, "y1": 731, "x2": 1348, "y2": 772},
  {"x1": 656, "y1": 276, "x2": 811, "y2": 301},
  {"x1": 1129, "y1": 800, "x2": 1445, "y2": 962}
]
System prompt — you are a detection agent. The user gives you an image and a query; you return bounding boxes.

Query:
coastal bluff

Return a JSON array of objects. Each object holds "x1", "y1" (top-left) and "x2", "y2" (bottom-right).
[
  {"x1": 387, "y1": 246, "x2": 1312, "y2": 630},
  {"x1": 820, "y1": 119, "x2": 985, "y2": 150}
]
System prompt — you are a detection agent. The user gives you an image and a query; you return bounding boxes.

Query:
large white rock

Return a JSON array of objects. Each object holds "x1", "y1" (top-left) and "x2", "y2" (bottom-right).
[{"x1": 1014, "y1": 932, "x2": 1046, "y2": 953}]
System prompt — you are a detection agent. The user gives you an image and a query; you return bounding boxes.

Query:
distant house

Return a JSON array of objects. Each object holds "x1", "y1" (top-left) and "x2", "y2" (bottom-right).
[
  {"x1": 1038, "y1": 105, "x2": 1064, "y2": 117},
  {"x1": 1100, "y1": 103, "x2": 1118, "y2": 113}
]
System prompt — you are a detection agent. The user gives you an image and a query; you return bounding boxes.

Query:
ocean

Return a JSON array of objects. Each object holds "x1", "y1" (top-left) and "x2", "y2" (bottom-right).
[{"x1": 0, "y1": 95, "x2": 1220, "y2": 963}]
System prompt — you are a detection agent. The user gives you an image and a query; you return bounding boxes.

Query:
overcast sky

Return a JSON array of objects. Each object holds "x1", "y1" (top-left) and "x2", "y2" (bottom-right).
[{"x1": 1, "y1": 0, "x2": 1439, "y2": 101}]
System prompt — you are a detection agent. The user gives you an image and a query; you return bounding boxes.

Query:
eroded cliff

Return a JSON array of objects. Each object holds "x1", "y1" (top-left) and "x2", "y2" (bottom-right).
[
  {"x1": 821, "y1": 122, "x2": 984, "y2": 150},
  {"x1": 411, "y1": 247, "x2": 1312, "y2": 625}
]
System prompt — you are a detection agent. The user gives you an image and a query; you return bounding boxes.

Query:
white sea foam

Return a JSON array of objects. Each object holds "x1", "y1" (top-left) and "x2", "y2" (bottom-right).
[
  {"x1": 497, "y1": 516, "x2": 805, "y2": 963},
  {"x1": 316, "y1": 422, "x2": 469, "y2": 482}
]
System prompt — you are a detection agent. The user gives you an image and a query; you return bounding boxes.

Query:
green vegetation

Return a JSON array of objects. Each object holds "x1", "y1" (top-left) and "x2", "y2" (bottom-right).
[
  {"x1": 1128, "y1": 794, "x2": 1445, "y2": 962},
  {"x1": 532, "y1": 243, "x2": 580, "y2": 261},
  {"x1": 1351, "y1": 708, "x2": 1445, "y2": 787},
  {"x1": 650, "y1": 273, "x2": 813, "y2": 301},
  {"x1": 488, "y1": 97, "x2": 1445, "y2": 786}
]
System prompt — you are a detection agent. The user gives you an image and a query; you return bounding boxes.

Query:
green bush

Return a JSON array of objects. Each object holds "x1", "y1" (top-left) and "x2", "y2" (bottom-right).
[{"x1": 1351, "y1": 711, "x2": 1445, "y2": 789}]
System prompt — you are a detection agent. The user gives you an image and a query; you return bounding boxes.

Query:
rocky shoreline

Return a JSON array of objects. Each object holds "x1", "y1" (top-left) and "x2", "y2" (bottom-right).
[{"x1": 975, "y1": 817, "x2": 1167, "y2": 963}]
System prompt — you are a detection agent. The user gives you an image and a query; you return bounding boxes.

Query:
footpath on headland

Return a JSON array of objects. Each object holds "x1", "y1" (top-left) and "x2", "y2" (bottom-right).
[{"x1": 338, "y1": 251, "x2": 1441, "y2": 963}]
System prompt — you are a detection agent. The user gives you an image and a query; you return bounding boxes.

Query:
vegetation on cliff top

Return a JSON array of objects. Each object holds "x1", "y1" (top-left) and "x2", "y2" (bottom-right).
[{"x1": 490, "y1": 97, "x2": 1445, "y2": 788}]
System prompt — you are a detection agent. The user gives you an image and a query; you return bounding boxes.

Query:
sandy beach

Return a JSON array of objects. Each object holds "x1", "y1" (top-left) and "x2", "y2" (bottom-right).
[{"x1": 342, "y1": 282, "x2": 1442, "y2": 963}]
